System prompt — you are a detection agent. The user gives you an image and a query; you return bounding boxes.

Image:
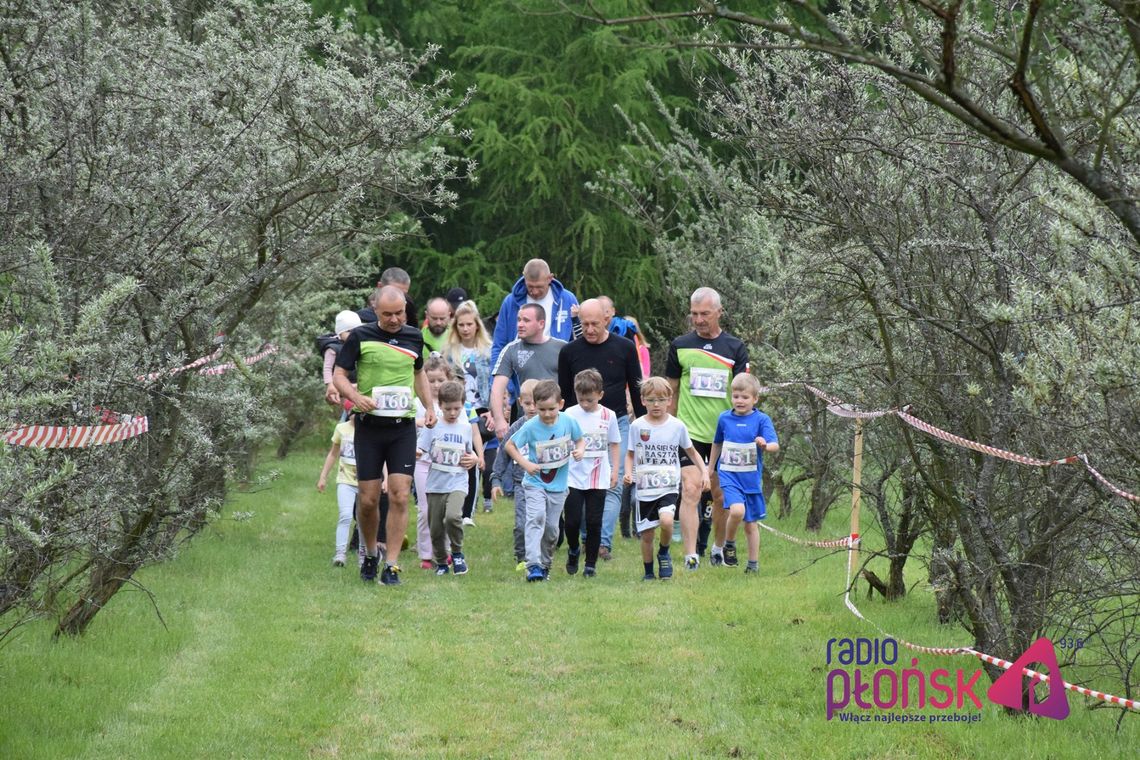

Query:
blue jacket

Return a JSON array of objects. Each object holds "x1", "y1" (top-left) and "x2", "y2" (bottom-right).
[{"x1": 490, "y1": 276, "x2": 579, "y2": 371}]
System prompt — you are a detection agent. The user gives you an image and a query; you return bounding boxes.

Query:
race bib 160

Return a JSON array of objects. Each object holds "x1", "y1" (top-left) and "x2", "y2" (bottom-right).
[{"x1": 370, "y1": 385, "x2": 413, "y2": 416}]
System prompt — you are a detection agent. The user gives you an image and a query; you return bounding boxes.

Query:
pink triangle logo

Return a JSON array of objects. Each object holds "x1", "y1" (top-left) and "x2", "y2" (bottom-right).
[{"x1": 986, "y1": 637, "x2": 1070, "y2": 720}]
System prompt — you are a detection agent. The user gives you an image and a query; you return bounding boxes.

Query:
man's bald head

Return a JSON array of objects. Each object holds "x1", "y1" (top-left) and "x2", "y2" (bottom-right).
[
  {"x1": 578, "y1": 298, "x2": 608, "y2": 344},
  {"x1": 425, "y1": 297, "x2": 451, "y2": 337},
  {"x1": 597, "y1": 295, "x2": 615, "y2": 315},
  {"x1": 377, "y1": 286, "x2": 408, "y2": 332}
]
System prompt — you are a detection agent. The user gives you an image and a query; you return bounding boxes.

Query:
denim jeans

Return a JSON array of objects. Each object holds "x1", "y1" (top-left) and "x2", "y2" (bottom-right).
[{"x1": 600, "y1": 413, "x2": 630, "y2": 550}]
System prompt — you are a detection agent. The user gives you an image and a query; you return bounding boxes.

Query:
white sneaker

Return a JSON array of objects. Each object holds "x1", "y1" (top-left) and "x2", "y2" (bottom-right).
[
  {"x1": 333, "y1": 552, "x2": 346, "y2": 567},
  {"x1": 462, "y1": 517, "x2": 476, "y2": 527}
]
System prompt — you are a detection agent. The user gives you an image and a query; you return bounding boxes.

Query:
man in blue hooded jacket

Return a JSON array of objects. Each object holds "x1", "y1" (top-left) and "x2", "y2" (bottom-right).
[{"x1": 491, "y1": 259, "x2": 579, "y2": 386}]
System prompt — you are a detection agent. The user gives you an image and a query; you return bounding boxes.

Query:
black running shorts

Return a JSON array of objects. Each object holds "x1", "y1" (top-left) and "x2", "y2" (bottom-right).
[
  {"x1": 353, "y1": 414, "x2": 417, "y2": 482},
  {"x1": 678, "y1": 439, "x2": 712, "y2": 468}
]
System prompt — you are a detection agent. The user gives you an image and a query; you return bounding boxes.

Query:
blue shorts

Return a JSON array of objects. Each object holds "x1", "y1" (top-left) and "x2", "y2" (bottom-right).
[{"x1": 719, "y1": 484, "x2": 766, "y2": 522}]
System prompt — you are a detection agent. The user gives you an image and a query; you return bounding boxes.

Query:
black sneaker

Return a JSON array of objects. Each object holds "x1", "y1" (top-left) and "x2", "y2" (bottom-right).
[
  {"x1": 566, "y1": 550, "x2": 580, "y2": 575},
  {"x1": 360, "y1": 554, "x2": 379, "y2": 582},
  {"x1": 658, "y1": 549, "x2": 673, "y2": 580},
  {"x1": 379, "y1": 564, "x2": 402, "y2": 585},
  {"x1": 542, "y1": 566, "x2": 550, "y2": 581},
  {"x1": 723, "y1": 543, "x2": 739, "y2": 567},
  {"x1": 642, "y1": 571, "x2": 655, "y2": 581},
  {"x1": 583, "y1": 566, "x2": 596, "y2": 577}
]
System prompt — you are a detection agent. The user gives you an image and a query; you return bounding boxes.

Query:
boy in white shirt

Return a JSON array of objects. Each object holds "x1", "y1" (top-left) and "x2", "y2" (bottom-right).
[
  {"x1": 416, "y1": 380, "x2": 480, "y2": 575},
  {"x1": 625, "y1": 377, "x2": 709, "y2": 581},
  {"x1": 563, "y1": 369, "x2": 621, "y2": 577}
]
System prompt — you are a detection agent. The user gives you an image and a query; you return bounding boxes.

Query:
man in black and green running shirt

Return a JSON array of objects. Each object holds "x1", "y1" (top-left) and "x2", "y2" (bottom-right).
[
  {"x1": 665, "y1": 287, "x2": 750, "y2": 571},
  {"x1": 334, "y1": 286, "x2": 436, "y2": 586}
]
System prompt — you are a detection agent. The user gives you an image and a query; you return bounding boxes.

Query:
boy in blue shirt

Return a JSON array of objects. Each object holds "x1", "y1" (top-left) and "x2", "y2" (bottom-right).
[
  {"x1": 708, "y1": 373, "x2": 779, "y2": 572},
  {"x1": 503, "y1": 379, "x2": 586, "y2": 582}
]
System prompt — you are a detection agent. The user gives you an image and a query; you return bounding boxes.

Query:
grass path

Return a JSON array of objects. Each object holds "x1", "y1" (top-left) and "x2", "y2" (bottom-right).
[{"x1": 2, "y1": 436, "x2": 1137, "y2": 758}]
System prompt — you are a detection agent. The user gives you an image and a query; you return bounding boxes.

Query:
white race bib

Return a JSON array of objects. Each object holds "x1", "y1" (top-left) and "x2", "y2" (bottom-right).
[
  {"x1": 583, "y1": 431, "x2": 608, "y2": 458},
  {"x1": 689, "y1": 367, "x2": 730, "y2": 398},
  {"x1": 534, "y1": 436, "x2": 571, "y2": 469},
  {"x1": 370, "y1": 385, "x2": 413, "y2": 416},
  {"x1": 339, "y1": 439, "x2": 356, "y2": 466},
  {"x1": 719, "y1": 440, "x2": 757, "y2": 472},
  {"x1": 430, "y1": 440, "x2": 466, "y2": 473},
  {"x1": 636, "y1": 465, "x2": 680, "y2": 492}
]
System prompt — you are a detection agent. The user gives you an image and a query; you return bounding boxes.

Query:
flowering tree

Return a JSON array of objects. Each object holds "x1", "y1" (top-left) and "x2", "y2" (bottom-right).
[
  {"x1": 603, "y1": 38, "x2": 1140, "y2": 703},
  {"x1": 0, "y1": 0, "x2": 465, "y2": 635}
]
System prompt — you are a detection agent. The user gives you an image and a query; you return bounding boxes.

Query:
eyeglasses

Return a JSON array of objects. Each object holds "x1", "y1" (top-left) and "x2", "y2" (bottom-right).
[{"x1": 643, "y1": 397, "x2": 669, "y2": 404}]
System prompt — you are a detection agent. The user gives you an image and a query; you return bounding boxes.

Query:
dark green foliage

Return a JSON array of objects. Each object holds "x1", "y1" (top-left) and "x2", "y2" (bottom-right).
[{"x1": 310, "y1": 1, "x2": 712, "y2": 331}]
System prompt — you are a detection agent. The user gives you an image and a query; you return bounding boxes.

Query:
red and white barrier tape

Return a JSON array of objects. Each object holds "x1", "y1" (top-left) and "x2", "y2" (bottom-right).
[
  {"x1": 757, "y1": 521, "x2": 856, "y2": 549},
  {"x1": 894, "y1": 410, "x2": 1076, "y2": 468},
  {"x1": 967, "y1": 648, "x2": 1140, "y2": 710},
  {"x1": 6, "y1": 345, "x2": 279, "y2": 449},
  {"x1": 139, "y1": 347, "x2": 224, "y2": 382},
  {"x1": 1078, "y1": 454, "x2": 1140, "y2": 504},
  {"x1": 2, "y1": 414, "x2": 148, "y2": 449},
  {"x1": 755, "y1": 381, "x2": 1139, "y2": 504},
  {"x1": 840, "y1": 545, "x2": 1140, "y2": 711},
  {"x1": 195, "y1": 345, "x2": 278, "y2": 376}
]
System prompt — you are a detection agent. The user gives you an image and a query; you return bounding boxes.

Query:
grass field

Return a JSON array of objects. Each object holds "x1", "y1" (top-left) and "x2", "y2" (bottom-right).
[{"x1": 2, "y1": 435, "x2": 1137, "y2": 759}]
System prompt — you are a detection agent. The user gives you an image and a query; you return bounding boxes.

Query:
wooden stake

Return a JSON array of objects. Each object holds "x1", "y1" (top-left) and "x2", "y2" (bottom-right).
[{"x1": 848, "y1": 417, "x2": 864, "y2": 576}]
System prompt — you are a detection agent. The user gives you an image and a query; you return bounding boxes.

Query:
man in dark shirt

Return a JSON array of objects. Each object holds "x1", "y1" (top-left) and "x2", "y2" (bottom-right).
[
  {"x1": 557, "y1": 298, "x2": 646, "y2": 558},
  {"x1": 357, "y1": 267, "x2": 417, "y2": 326}
]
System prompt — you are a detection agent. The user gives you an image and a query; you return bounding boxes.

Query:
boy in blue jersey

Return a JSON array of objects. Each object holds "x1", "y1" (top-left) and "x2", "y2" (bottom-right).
[
  {"x1": 707, "y1": 374, "x2": 779, "y2": 572},
  {"x1": 503, "y1": 380, "x2": 586, "y2": 582}
]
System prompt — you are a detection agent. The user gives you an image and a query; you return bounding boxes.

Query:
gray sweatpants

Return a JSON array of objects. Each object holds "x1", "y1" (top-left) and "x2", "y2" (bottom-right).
[
  {"x1": 523, "y1": 483, "x2": 567, "y2": 569},
  {"x1": 512, "y1": 482, "x2": 527, "y2": 562}
]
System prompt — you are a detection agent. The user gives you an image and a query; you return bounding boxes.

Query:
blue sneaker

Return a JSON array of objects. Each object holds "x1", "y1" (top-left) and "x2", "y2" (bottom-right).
[
  {"x1": 379, "y1": 564, "x2": 402, "y2": 586},
  {"x1": 434, "y1": 564, "x2": 449, "y2": 576},
  {"x1": 658, "y1": 549, "x2": 673, "y2": 580},
  {"x1": 452, "y1": 553, "x2": 468, "y2": 575},
  {"x1": 642, "y1": 571, "x2": 655, "y2": 581},
  {"x1": 526, "y1": 565, "x2": 544, "y2": 583}
]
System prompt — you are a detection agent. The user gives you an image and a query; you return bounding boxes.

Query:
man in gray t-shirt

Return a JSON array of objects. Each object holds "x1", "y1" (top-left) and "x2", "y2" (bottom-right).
[{"x1": 490, "y1": 303, "x2": 566, "y2": 439}]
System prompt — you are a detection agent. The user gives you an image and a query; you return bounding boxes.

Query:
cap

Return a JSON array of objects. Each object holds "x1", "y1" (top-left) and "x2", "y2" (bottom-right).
[
  {"x1": 445, "y1": 287, "x2": 469, "y2": 309},
  {"x1": 334, "y1": 310, "x2": 363, "y2": 336}
]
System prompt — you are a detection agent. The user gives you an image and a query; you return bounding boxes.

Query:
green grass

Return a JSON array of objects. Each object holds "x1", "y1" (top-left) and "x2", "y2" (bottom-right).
[{"x1": 2, "y1": 435, "x2": 1137, "y2": 759}]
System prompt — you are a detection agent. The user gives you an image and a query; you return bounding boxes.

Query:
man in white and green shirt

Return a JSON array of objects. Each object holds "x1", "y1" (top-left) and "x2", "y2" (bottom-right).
[{"x1": 665, "y1": 287, "x2": 750, "y2": 571}]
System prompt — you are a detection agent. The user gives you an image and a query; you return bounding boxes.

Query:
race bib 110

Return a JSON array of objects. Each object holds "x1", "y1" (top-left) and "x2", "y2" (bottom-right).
[{"x1": 430, "y1": 441, "x2": 466, "y2": 473}]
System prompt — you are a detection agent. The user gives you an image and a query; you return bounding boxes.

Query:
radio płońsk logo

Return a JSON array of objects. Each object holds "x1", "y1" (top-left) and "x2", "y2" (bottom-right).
[{"x1": 825, "y1": 637, "x2": 1069, "y2": 723}]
